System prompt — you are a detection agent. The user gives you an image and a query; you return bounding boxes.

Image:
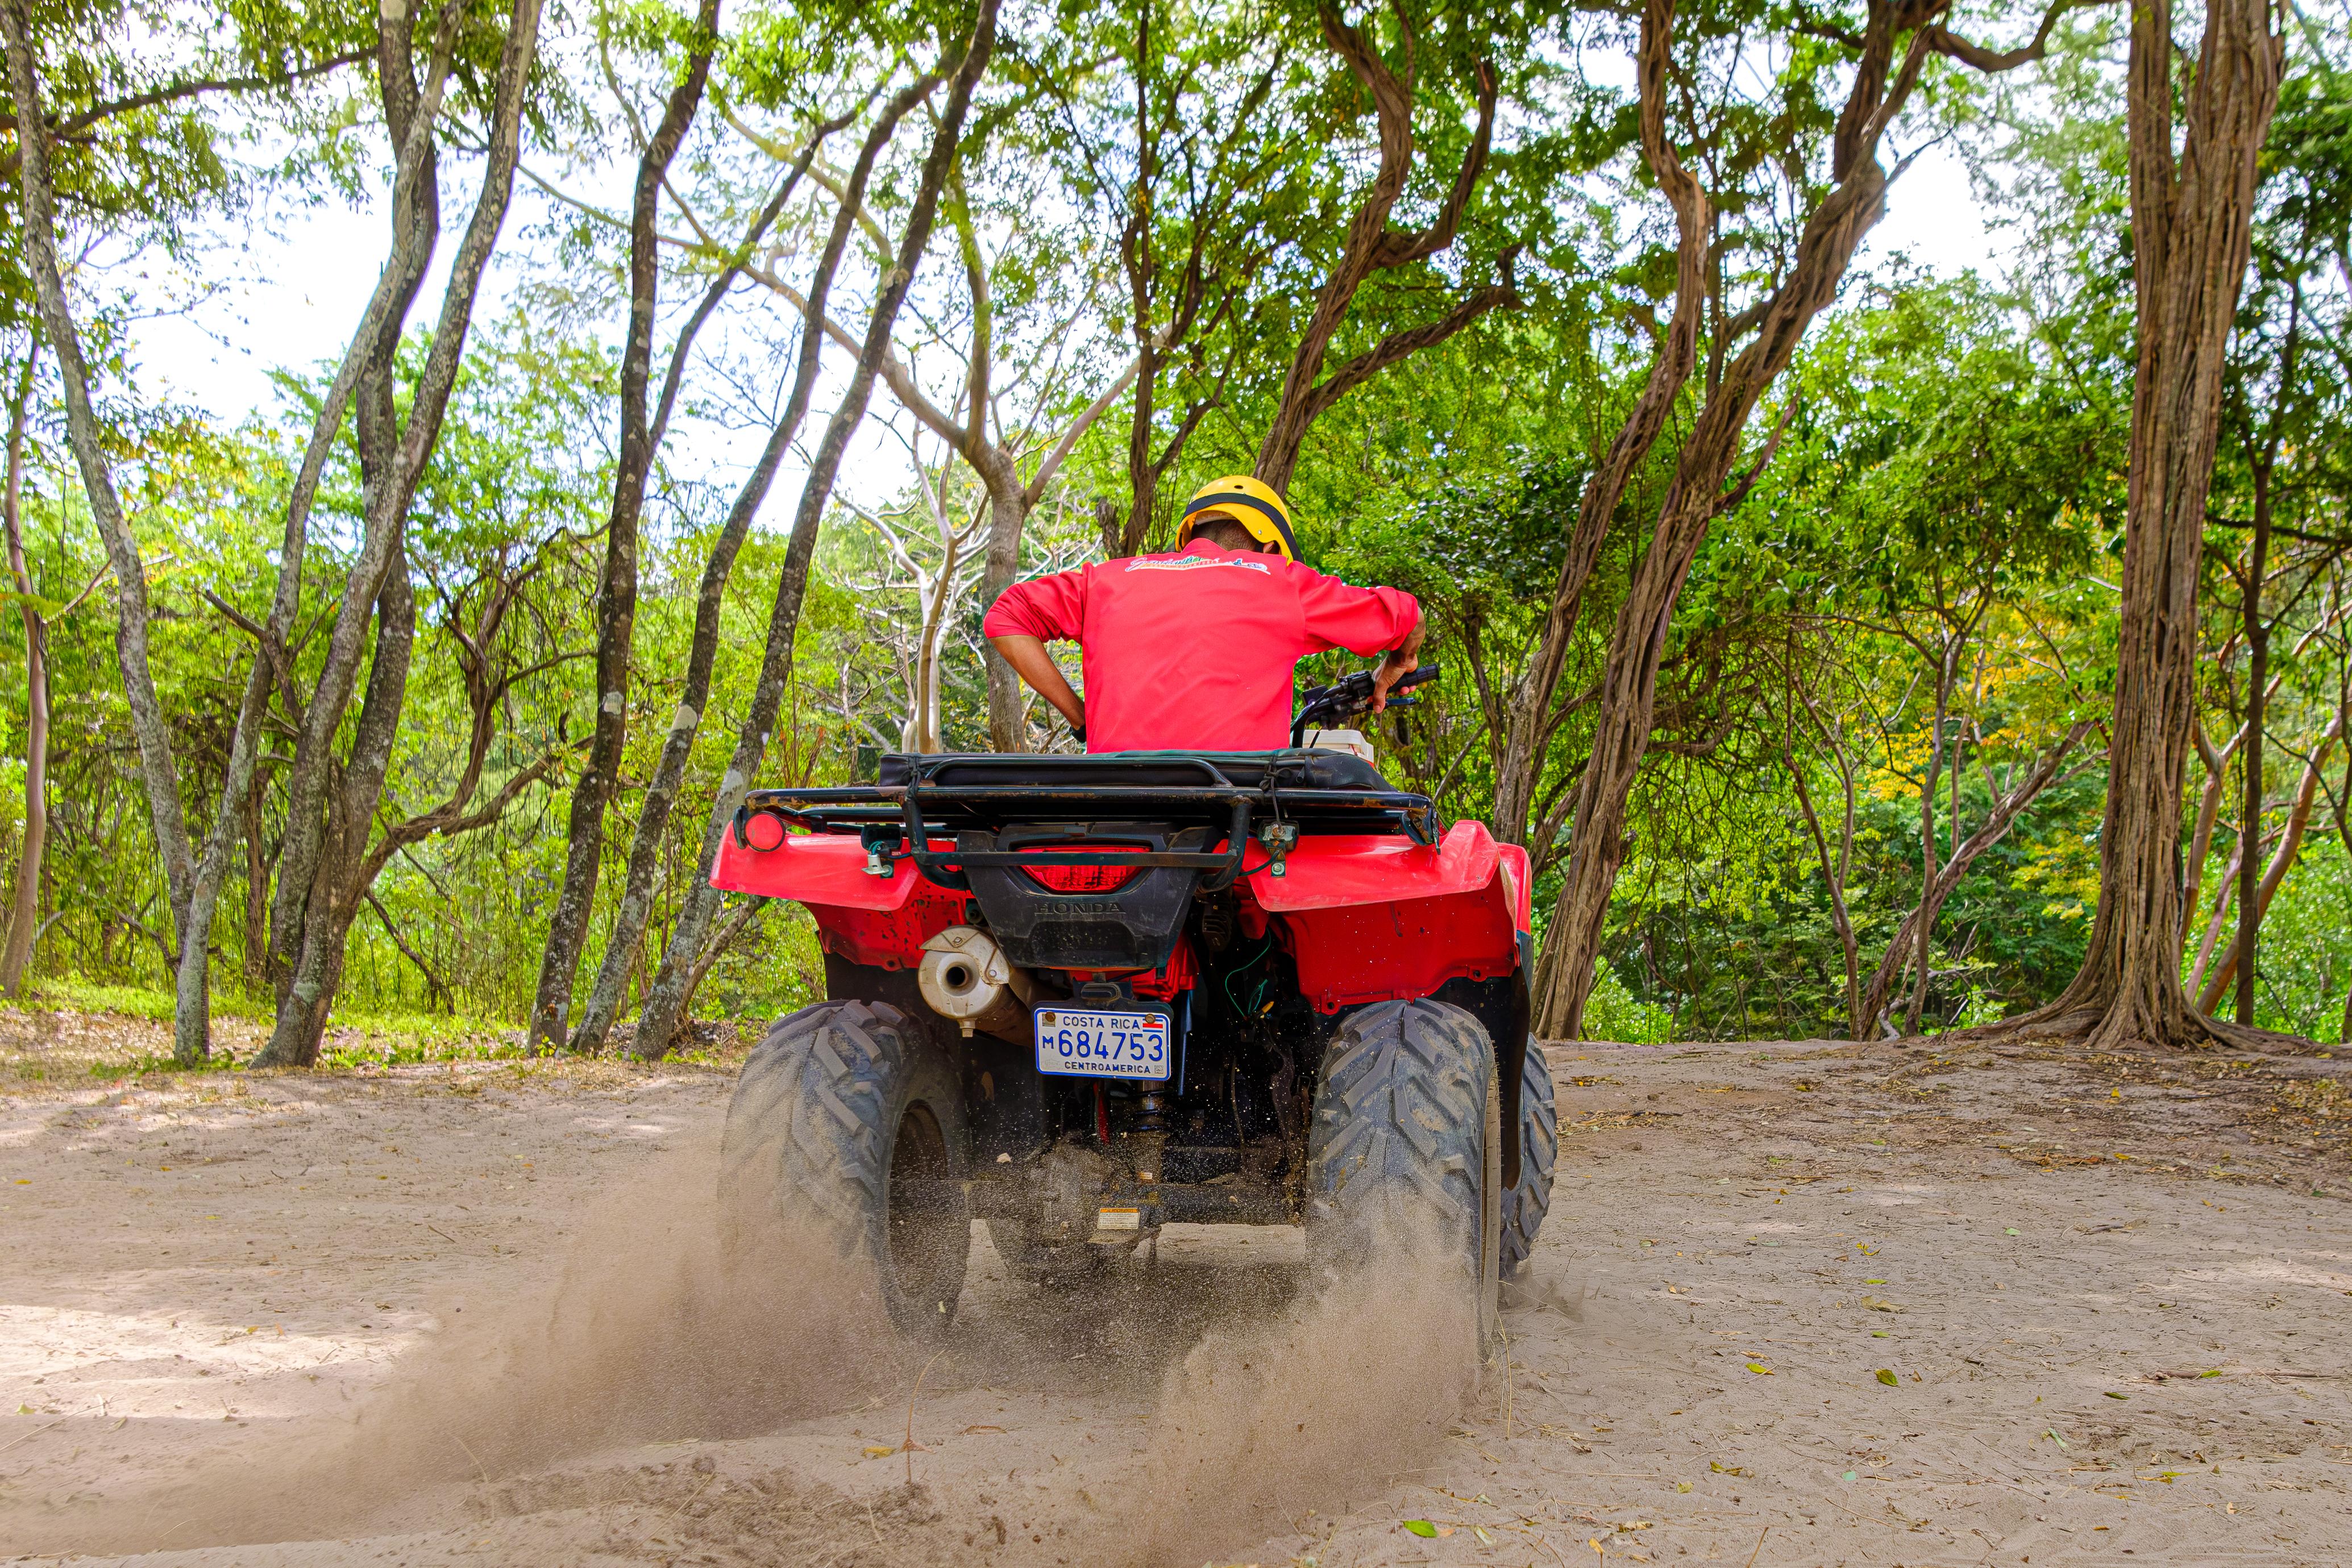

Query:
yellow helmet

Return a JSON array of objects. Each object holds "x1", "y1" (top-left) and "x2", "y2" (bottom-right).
[{"x1": 1178, "y1": 474, "x2": 1299, "y2": 562}]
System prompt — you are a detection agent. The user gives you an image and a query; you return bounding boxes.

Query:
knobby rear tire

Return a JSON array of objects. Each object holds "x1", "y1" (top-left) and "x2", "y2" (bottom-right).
[
  {"x1": 1305, "y1": 997, "x2": 1502, "y2": 1352},
  {"x1": 718, "y1": 999, "x2": 971, "y2": 1338},
  {"x1": 1500, "y1": 1042, "x2": 1558, "y2": 1275}
]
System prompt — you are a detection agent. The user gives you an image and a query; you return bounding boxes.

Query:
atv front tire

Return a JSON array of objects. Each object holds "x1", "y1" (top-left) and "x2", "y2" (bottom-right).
[
  {"x1": 1306, "y1": 998, "x2": 1501, "y2": 1349},
  {"x1": 1500, "y1": 1042, "x2": 1558, "y2": 1274},
  {"x1": 718, "y1": 1000, "x2": 970, "y2": 1336}
]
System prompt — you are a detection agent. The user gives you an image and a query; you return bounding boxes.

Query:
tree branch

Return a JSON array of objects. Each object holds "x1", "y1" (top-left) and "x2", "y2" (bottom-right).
[
  {"x1": 363, "y1": 885, "x2": 452, "y2": 1012},
  {"x1": 0, "y1": 48, "x2": 371, "y2": 180},
  {"x1": 1926, "y1": 0, "x2": 2098, "y2": 73},
  {"x1": 1294, "y1": 256, "x2": 1522, "y2": 431}
]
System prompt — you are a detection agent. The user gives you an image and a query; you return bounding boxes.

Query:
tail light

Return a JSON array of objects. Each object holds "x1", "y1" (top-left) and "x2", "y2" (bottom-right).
[{"x1": 1020, "y1": 846, "x2": 1142, "y2": 894}]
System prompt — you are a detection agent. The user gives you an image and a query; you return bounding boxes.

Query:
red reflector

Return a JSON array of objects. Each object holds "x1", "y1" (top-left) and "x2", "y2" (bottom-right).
[
  {"x1": 1020, "y1": 851, "x2": 1140, "y2": 893},
  {"x1": 741, "y1": 810, "x2": 788, "y2": 851}
]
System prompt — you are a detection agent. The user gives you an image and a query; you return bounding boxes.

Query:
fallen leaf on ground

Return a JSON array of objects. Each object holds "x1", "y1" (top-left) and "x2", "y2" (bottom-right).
[
  {"x1": 1875, "y1": 1369, "x2": 1900, "y2": 1386},
  {"x1": 1746, "y1": 1362, "x2": 1772, "y2": 1375},
  {"x1": 962, "y1": 1424, "x2": 1005, "y2": 1433},
  {"x1": 859, "y1": 1445, "x2": 895, "y2": 1458}
]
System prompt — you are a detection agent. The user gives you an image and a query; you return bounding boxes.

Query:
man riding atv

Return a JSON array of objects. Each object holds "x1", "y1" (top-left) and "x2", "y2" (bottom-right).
[
  {"x1": 708, "y1": 469, "x2": 1556, "y2": 1361},
  {"x1": 982, "y1": 475, "x2": 1426, "y2": 752}
]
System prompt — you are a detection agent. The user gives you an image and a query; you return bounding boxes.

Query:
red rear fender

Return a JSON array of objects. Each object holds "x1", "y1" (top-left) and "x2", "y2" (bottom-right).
[
  {"x1": 1244, "y1": 822, "x2": 1531, "y2": 1013},
  {"x1": 710, "y1": 831, "x2": 966, "y2": 971},
  {"x1": 1244, "y1": 823, "x2": 1502, "y2": 913}
]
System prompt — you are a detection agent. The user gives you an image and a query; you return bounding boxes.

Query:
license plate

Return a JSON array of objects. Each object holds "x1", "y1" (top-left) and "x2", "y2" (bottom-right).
[{"x1": 1033, "y1": 1006, "x2": 1172, "y2": 1080}]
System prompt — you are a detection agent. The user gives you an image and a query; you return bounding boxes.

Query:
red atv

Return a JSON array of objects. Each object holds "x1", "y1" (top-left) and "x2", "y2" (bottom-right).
[{"x1": 710, "y1": 665, "x2": 1556, "y2": 1342}]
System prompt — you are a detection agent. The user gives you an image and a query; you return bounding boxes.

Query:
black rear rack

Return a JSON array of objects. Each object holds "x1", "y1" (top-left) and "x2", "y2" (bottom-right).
[{"x1": 736, "y1": 751, "x2": 1439, "y2": 885}]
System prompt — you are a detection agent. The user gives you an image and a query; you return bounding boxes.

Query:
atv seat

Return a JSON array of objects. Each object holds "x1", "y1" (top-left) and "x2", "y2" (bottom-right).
[{"x1": 876, "y1": 748, "x2": 1396, "y2": 793}]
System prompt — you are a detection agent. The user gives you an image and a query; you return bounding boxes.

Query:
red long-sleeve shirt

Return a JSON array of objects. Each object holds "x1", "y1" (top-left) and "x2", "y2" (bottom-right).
[{"x1": 981, "y1": 539, "x2": 1421, "y2": 753}]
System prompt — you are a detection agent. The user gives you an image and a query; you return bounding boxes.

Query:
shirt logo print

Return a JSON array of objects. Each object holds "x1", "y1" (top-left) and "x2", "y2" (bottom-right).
[{"x1": 1124, "y1": 556, "x2": 1272, "y2": 575}]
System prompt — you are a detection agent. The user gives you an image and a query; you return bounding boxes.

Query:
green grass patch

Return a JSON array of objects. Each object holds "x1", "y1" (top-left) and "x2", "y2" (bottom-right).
[
  {"x1": 24, "y1": 976, "x2": 269, "y2": 1022},
  {"x1": 313, "y1": 1020, "x2": 525, "y2": 1070},
  {"x1": 11, "y1": 980, "x2": 749, "y2": 1081},
  {"x1": 88, "y1": 1024, "x2": 525, "y2": 1078}
]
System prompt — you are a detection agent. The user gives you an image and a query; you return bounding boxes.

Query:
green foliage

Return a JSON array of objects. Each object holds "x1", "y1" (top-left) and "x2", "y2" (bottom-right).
[
  {"x1": 1584, "y1": 962, "x2": 1674, "y2": 1046},
  {"x1": 5, "y1": 0, "x2": 2349, "y2": 1060},
  {"x1": 2255, "y1": 839, "x2": 2351, "y2": 1045}
]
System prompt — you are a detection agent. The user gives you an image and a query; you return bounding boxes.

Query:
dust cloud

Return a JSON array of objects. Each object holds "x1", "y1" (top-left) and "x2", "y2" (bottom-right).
[
  {"x1": 2, "y1": 1134, "x2": 1490, "y2": 1566},
  {"x1": 3, "y1": 1133, "x2": 897, "y2": 1555},
  {"x1": 1133, "y1": 1221, "x2": 1482, "y2": 1566}
]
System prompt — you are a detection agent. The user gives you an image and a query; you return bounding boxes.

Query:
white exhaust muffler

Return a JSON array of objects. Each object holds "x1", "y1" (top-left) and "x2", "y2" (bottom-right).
[{"x1": 917, "y1": 926, "x2": 1035, "y2": 1038}]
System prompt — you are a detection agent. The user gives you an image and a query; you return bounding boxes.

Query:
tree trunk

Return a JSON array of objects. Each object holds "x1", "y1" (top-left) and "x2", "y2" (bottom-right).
[
  {"x1": 1492, "y1": 0, "x2": 1706, "y2": 847},
  {"x1": 253, "y1": 0, "x2": 546, "y2": 1068},
  {"x1": 0, "y1": 348, "x2": 44, "y2": 995},
  {"x1": 1536, "y1": 153, "x2": 1892, "y2": 1039},
  {"x1": 529, "y1": 0, "x2": 721, "y2": 1053},
  {"x1": 2186, "y1": 839, "x2": 2242, "y2": 996},
  {"x1": 903, "y1": 480, "x2": 976, "y2": 754},
  {"x1": 268, "y1": 552, "x2": 416, "y2": 1064},
  {"x1": 2183, "y1": 716, "x2": 2241, "y2": 930},
  {"x1": 630, "y1": 2, "x2": 997, "y2": 1058},
  {"x1": 241, "y1": 765, "x2": 269, "y2": 995},
  {"x1": 1907, "y1": 643, "x2": 1957, "y2": 1034},
  {"x1": 2226, "y1": 292, "x2": 2305, "y2": 1029},
  {"x1": 2233, "y1": 495, "x2": 2268, "y2": 1028},
  {"x1": 1784, "y1": 746, "x2": 1860, "y2": 1039},
  {"x1": 1, "y1": 1, "x2": 198, "y2": 1037},
  {"x1": 2021, "y1": 0, "x2": 2282, "y2": 1050},
  {"x1": 978, "y1": 456, "x2": 1030, "y2": 752},
  {"x1": 1121, "y1": 343, "x2": 1163, "y2": 552},
  {"x1": 567, "y1": 77, "x2": 934, "y2": 1055},
  {"x1": 266, "y1": 375, "x2": 413, "y2": 1004}
]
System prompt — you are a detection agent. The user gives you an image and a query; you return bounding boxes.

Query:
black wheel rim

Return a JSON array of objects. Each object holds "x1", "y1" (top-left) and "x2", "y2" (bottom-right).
[{"x1": 886, "y1": 1104, "x2": 965, "y2": 1312}]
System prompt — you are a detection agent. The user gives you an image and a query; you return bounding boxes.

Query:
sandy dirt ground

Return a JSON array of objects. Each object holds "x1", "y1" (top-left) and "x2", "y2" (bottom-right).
[{"x1": 2, "y1": 1009, "x2": 2349, "y2": 1567}]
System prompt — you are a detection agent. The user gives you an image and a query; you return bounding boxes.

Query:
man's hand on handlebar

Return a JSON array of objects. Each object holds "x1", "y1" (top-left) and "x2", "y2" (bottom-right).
[{"x1": 1369, "y1": 618, "x2": 1427, "y2": 713}]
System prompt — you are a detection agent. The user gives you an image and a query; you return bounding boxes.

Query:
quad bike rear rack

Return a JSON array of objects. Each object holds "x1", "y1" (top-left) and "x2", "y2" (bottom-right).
[{"x1": 734, "y1": 751, "x2": 1440, "y2": 889}]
